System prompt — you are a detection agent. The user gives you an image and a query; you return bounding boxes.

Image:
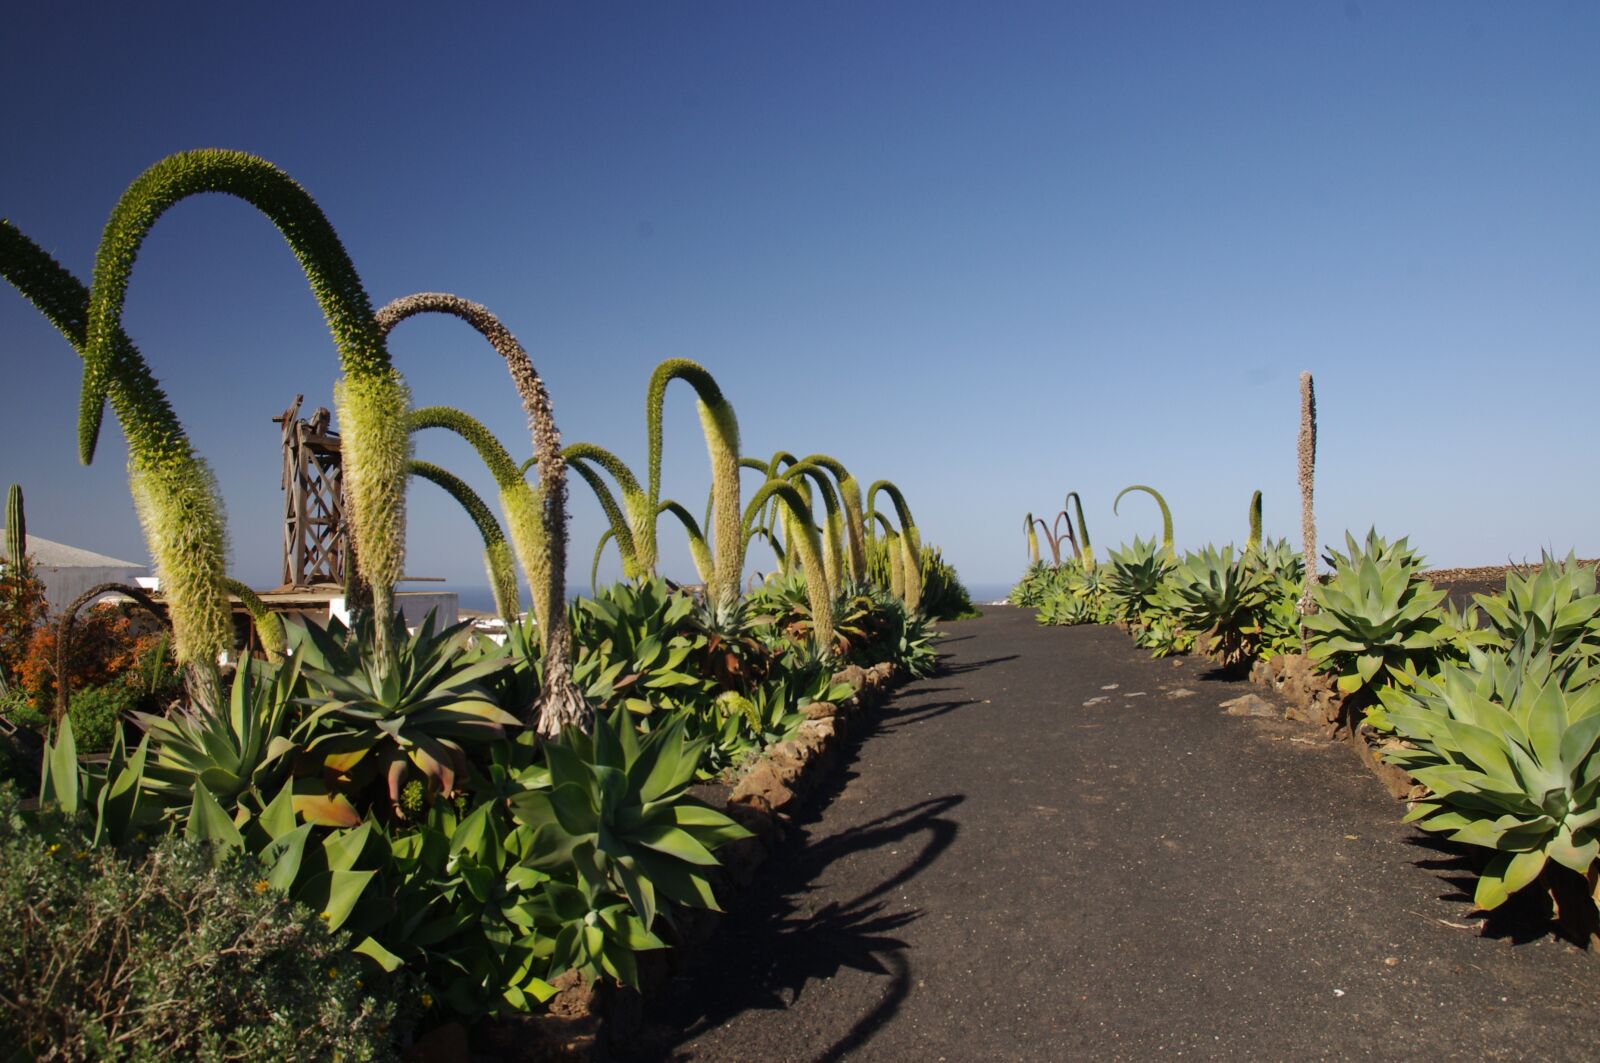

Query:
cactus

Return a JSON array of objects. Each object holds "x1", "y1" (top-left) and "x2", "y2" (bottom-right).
[
  {"x1": 645, "y1": 359, "x2": 742, "y2": 610},
  {"x1": 1024, "y1": 513, "x2": 1040, "y2": 565},
  {"x1": 409, "y1": 459, "x2": 521, "y2": 623},
  {"x1": 1065, "y1": 492, "x2": 1094, "y2": 571},
  {"x1": 376, "y1": 291, "x2": 582, "y2": 730},
  {"x1": 76, "y1": 150, "x2": 410, "y2": 672},
  {"x1": 742, "y1": 479, "x2": 833, "y2": 652},
  {"x1": 5, "y1": 484, "x2": 24, "y2": 568},
  {"x1": 1113, "y1": 485, "x2": 1174, "y2": 555},
  {"x1": 1297, "y1": 372, "x2": 1319, "y2": 629},
  {"x1": 1, "y1": 220, "x2": 228, "y2": 707},
  {"x1": 1246, "y1": 490, "x2": 1263, "y2": 556},
  {"x1": 867, "y1": 480, "x2": 922, "y2": 613},
  {"x1": 222, "y1": 578, "x2": 288, "y2": 662}
]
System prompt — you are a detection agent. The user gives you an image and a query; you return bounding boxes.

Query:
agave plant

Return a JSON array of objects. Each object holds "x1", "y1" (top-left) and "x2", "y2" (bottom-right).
[
  {"x1": 1104, "y1": 536, "x2": 1172, "y2": 623},
  {"x1": 1160, "y1": 545, "x2": 1269, "y2": 668},
  {"x1": 1370, "y1": 643, "x2": 1600, "y2": 911},
  {"x1": 291, "y1": 612, "x2": 519, "y2": 824},
  {"x1": 507, "y1": 708, "x2": 749, "y2": 985},
  {"x1": 1303, "y1": 529, "x2": 1447, "y2": 698},
  {"x1": 867, "y1": 480, "x2": 923, "y2": 612},
  {"x1": 1473, "y1": 553, "x2": 1600, "y2": 664},
  {"x1": 410, "y1": 459, "x2": 522, "y2": 624},
  {"x1": 1064, "y1": 492, "x2": 1094, "y2": 571}
]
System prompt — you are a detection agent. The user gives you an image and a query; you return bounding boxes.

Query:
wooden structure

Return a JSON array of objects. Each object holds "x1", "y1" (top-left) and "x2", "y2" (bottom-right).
[{"x1": 274, "y1": 395, "x2": 348, "y2": 589}]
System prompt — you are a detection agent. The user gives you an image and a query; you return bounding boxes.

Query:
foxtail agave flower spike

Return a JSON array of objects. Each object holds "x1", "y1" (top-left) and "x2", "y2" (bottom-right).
[
  {"x1": 1246, "y1": 490, "x2": 1263, "y2": 556},
  {"x1": 1025, "y1": 513, "x2": 1041, "y2": 565},
  {"x1": 556, "y1": 442, "x2": 649, "y2": 580},
  {"x1": 1052, "y1": 509, "x2": 1077, "y2": 566},
  {"x1": 409, "y1": 406, "x2": 553, "y2": 640},
  {"x1": 743, "y1": 480, "x2": 834, "y2": 652},
  {"x1": 376, "y1": 292, "x2": 570, "y2": 648},
  {"x1": 871, "y1": 511, "x2": 906, "y2": 601},
  {"x1": 656, "y1": 500, "x2": 715, "y2": 588},
  {"x1": 1297, "y1": 372, "x2": 1318, "y2": 629},
  {"x1": 1113, "y1": 485, "x2": 1174, "y2": 555},
  {"x1": 78, "y1": 149, "x2": 410, "y2": 669},
  {"x1": 223, "y1": 578, "x2": 287, "y2": 662},
  {"x1": 409, "y1": 459, "x2": 522, "y2": 623},
  {"x1": 1065, "y1": 492, "x2": 1094, "y2": 571},
  {"x1": 645, "y1": 359, "x2": 743, "y2": 609},
  {"x1": 798, "y1": 454, "x2": 868, "y2": 583},
  {"x1": 867, "y1": 480, "x2": 923, "y2": 612},
  {"x1": 785, "y1": 462, "x2": 845, "y2": 600},
  {"x1": 1, "y1": 221, "x2": 229, "y2": 706},
  {"x1": 590, "y1": 527, "x2": 617, "y2": 594}
]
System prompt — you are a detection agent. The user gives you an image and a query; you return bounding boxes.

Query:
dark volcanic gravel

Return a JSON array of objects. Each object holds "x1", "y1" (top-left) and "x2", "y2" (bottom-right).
[{"x1": 641, "y1": 606, "x2": 1600, "y2": 1061}]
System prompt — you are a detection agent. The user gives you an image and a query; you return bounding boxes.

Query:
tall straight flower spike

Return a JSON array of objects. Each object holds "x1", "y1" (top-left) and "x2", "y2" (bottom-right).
[
  {"x1": 646, "y1": 360, "x2": 742, "y2": 611},
  {"x1": 1065, "y1": 492, "x2": 1093, "y2": 572},
  {"x1": 868, "y1": 480, "x2": 923, "y2": 613},
  {"x1": 1297, "y1": 372, "x2": 1319, "y2": 631},
  {"x1": 0, "y1": 221, "x2": 229, "y2": 706},
  {"x1": 1246, "y1": 490, "x2": 1263, "y2": 556},
  {"x1": 1025, "y1": 513, "x2": 1040, "y2": 565},
  {"x1": 77, "y1": 150, "x2": 409, "y2": 669}
]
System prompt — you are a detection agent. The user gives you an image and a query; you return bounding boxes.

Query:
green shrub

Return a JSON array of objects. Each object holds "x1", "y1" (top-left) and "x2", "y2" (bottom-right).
[
  {"x1": 918, "y1": 545, "x2": 979, "y2": 620},
  {"x1": 1158, "y1": 545, "x2": 1269, "y2": 669},
  {"x1": 66, "y1": 681, "x2": 141, "y2": 754},
  {"x1": 1104, "y1": 536, "x2": 1172, "y2": 623},
  {"x1": 0, "y1": 789, "x2": 407, "y2": 1061},
  {"x1": 1473, "y1": 552, "x2": 1600, "y2": 664},
  {"x1": 1246, "y1": 538, "x2": 1306, "y2": 659}
]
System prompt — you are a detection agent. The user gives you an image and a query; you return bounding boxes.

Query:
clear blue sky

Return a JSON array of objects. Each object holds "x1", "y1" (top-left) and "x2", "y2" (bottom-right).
[{"x1": 2, "y1": 2, "x2": 1596, "y2": 594}]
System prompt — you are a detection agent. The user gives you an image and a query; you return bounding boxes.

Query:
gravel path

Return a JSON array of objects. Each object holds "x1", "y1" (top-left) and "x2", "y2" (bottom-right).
[{"x1": 641, "y1": 606, "x2": 1600, "y2": 1061}]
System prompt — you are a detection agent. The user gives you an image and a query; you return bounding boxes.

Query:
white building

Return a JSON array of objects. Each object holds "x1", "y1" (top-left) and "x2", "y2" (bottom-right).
[{"x1": 1, "y1": 536, "x2": 148, "y2": 611}]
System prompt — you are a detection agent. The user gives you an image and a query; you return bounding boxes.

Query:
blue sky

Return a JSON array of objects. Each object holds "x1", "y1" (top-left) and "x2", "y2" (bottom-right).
[{"x1": 2, "y1": 2, "x2": 1596, "y2": 595}]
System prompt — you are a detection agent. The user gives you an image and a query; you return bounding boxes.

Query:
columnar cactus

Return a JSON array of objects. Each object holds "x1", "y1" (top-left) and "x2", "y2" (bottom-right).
[
  {"x1": 5, "y1": 484, "x2": 24, "y2": 569},
  {"x1": 409, "y1": 459, "x2": 522, "y2": 623},
  {"x1": 1297, "y1": 372, "x2": 1318, "y2": 627},
  {"x1": 1, "y1": 220, "x2": 229, "y2": 706},
  {"x1": 645, "y1": 359, "x2": 742, "y2": 610},
  {"x1": 76, "y1": 151, "x2": 411, "y2": 672},
  {"x1": 1065, "y1": 492, "x2": 1094, "y2": 571},
  {"x1": 867, "y1": 480, "x2": 922, "y2": 613},
  {"x1": 1113, "y1": 485, "x2": 1174, "y2": 555}
]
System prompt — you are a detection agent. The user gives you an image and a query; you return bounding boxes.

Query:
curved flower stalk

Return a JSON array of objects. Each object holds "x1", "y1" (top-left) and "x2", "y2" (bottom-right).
[
  {"x1": 645, "y1": 359, "x2": 742, "y2": 609},
  {"x1": 0, "y1": 221, "x2": 228, "y2": 706},
  {"x1": 798, "y1": 454, "x2": 867, "y2": 583},
  {"x1": 408, "y1": 407, "x2": 552, "y2": 639},
  {"x1": 867, "y1": 480, "x2": 923, "y2": 612},
  {"x1": 409, "y1": 459, "x2": 521, "y2": 623},
  {"x1": 78, "y1": 149, "x2": 410, "y2": 669},
  {"x1": 1297, "y1": 372, "x2": 1318, "y2": 627},
  {"x1": 871, "y1": 511, "x2": 906, "y2": 600},
  {"x1": 784, "y1": 463, "x2": 844, "y2": 600},
  {"x1": 1113, "y1": 485, "x2": 1174, "y2": 555},
  {"x1": 223, "y1": 579, "x2": 287, "y2": 662},
  {"x1": 556, "y1": 444, "x2": 646, "y2": 582},
  {"x1": 656, "y1": 500, "x2": 715, "y2": 588},
  {"x1": 54, "y1": 582, "x2": 171, "y2": 721},
  {"x1": 741, "y1": 480, "x2": 833, "y2": 651},
  {"x1": 1065, "y1": 492, "x2": 1094, "y2": 571},
  {"x1": 376, "y1": 292, "x2": 571, "y2": 665},
  {"x1": 590, "y1": 527, "x2": 617, "y2": 594},
  {"x1": 1052, "y1": 509, "x2": 1078, "y2": 566},
  {"x1": 1246, "y1": 490, "x2": 1263, "y2": 556},
  {"x1": 1025, "y1": 514, "x2": 1040, "y2": 565}
]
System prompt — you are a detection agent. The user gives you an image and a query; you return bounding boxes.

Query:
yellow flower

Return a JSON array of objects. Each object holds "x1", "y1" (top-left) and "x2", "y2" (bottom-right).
[
  {"x1": 326, "y1": 967, "x2": 339, "y2": 980},
  {"x1": 253, "y1": 879, "x2": 270, "y2": 893},
  {"x1": 419, "y1": 992, "x2": 434, "y2": 1010},
  {"x1": 47, "y1": 843, "x2": 59, "y2": 854},
  {"x1": 319, "y1": 911, "x2": 331, "y2": 921}
]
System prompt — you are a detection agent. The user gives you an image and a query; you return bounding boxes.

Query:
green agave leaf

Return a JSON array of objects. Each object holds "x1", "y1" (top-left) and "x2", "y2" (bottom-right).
[
  {"x1": 354, "y1": 935, "x2": 405, "y2": 973},
  {"x1": 185, "y1": 782, "x2": 244, "y2": 850}
]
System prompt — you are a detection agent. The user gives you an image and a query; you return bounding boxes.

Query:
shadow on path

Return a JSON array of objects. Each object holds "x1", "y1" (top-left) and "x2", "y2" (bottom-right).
[{"x1": 649, "y1": 795, "x2": 964, "y2": 1058}]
